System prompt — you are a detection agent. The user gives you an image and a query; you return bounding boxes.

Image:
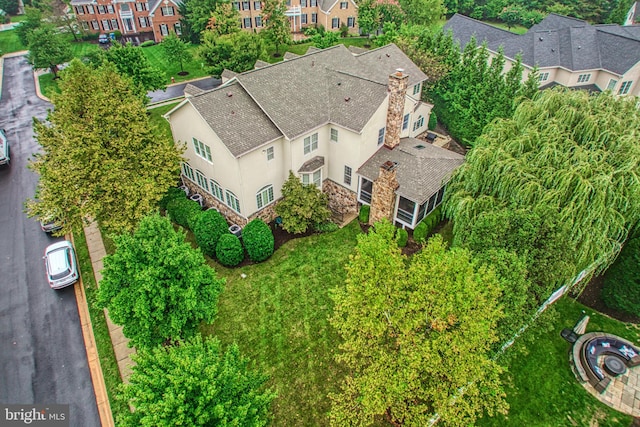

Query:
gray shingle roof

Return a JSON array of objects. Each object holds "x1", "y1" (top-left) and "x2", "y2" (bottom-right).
[
  {"x1": 183, "y1": 84, "x2": 204, "y2": 97},
  {"x1": 283, "y1": 52, "x2": 300, "y2": 60},
  {"x1": 298, "y1": 156, "x2": 325, "y2": 172},
  {"x1": 188, "y1": 82, "x2": 282, "y2": 157},
  {"x1": 445, "y1": 13, "x2": 640, "y2": 76},
  {"x1": 254, "y1": 60, "x2": 269, "y2": 69},
  {"x1": 173, "y1": 44, "x2": 426, "y2": 156},
  {"x1": 357, "y1": 138, "x2": 464, "y2": 204}
]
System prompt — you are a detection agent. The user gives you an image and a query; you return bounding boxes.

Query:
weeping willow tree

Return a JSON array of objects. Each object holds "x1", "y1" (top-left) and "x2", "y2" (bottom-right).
[{"x1": 446, "y1": 88, "x2": 640, "y2": 287}]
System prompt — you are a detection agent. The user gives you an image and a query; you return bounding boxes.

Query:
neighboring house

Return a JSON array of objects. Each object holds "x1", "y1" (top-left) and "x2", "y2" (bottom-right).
[
  {"x1": 234, "y1": 0, "x2": 358, "y2": 34},
  {"x1": 166, "y1": 44, "x2": 463, "y2": 230},
  {"x1": 625, "y1": 2, "x2": 640, "y2": 25},
  {"x1": 70, "y1": 0, "x2": 182, "y2": 43},
  {"x1": 445, "y1": 13, "x2": 640, "y2": 97}
]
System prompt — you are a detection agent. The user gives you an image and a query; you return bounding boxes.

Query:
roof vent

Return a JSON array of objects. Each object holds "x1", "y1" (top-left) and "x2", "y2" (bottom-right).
[
  {"x1": 551, "y1": 48, "x2": 555, "y2": 52},
  {"x1": 414, "y1": 144, "x2": 426, "y2": 149},
  {"x1": 226, "y1": 92, "x2": 233, "y2": 97},
  {"x1": 337, "y1": 82, "x2": 342, "y2": 86},
  {"x1": 539, "y1": 36, "x2": 543, "y2": 41},
  {"x1": 344, "y1": 97, "x2": 351, "y2": 102},
  {"x1": 386, "y1": 53, "x2": 390, "y2": 58}
]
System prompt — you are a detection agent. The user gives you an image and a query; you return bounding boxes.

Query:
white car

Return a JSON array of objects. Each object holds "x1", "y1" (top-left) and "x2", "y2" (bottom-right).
[
  {"x1": 44, "y1": 241, "x2": 79, "y2": 289},
  {"x1": 0, "y1": 128, "x2": 9, "y2": 166}
]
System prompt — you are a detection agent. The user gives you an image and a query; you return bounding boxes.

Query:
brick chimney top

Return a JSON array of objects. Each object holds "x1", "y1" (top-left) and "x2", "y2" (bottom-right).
[{"x1": 381, "y1": 160, "x2": 397, "y2": 171}]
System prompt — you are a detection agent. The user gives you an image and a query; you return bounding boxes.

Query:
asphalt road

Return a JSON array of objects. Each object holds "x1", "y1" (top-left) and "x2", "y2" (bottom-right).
[{"x1": 0, "y1": 56, "x2": 100, "y2": 426}]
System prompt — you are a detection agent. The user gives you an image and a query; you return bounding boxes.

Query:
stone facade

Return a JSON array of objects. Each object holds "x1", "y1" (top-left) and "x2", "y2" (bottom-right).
[
  {"x1": 323, "y1": 179, "x2": 358, "y2": 221},
  {"x1": 384, "y1": 70, "x2": 409, "y2": 150},
  {"x1": 369, "y1": 161, "x2": 399, "y2": 226}
]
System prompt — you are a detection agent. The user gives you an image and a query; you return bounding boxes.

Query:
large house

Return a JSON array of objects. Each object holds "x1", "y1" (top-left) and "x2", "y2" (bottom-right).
[
  {"x1": 445, "y1": 13, "x2": 640, "y2": 97},
  {"x1": 166, "y1": 44, "x2": 464, "y2": 230},
  {"x1": 234, "y1": 0, "x2": 358, "y2": 34},
  {"x1": 70, "y1": 0, "x2": 182, "y2": 42}
]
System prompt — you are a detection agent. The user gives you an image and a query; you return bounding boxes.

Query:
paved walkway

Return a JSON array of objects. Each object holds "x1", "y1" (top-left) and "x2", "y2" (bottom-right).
[{"x1": 84, "y1": 223, "x2": 137, "y2": 383}]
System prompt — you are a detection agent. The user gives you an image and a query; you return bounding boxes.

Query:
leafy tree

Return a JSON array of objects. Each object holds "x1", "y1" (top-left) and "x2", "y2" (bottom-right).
[
  {"x1": 330, "y1": 221, "x2": 506, "y2": 426},
  {"x1": 243, "y1": 218, "x2": 274, "y2": 262},
  {"x1": 119, "y1": 334, "x2": 275, "y2": 427},
  {"x1": 377, "y1": 2, "x2": 405, "y2": 27},
  {"x1": 96, "y1": 214, "x2": 224, "y2": 349},
  {"x1": 398, "y1": 0, "x2": 445, "y2": 26},
  {"x1": 262, "y1": 0, "x2": 291, "y2": 55},
  {"x1": 275, "y1": 171, "x2": 331, "y2": 234},
  {"x1": 161, "y1": 32, "x2": 192, "y2": 74},
  {"x1": 199, "y1": 30, "x2": 266, "y2": 77},
  {"x1": 15, "y1": 6, "x2": 43, "y2": 45},
  {"x1": 311, "y1": 30, "x2": 339, "y2": 49},
  {"x1": 602, "y1": 238, "x2": 640, "y2": 316},
  {"x1": 215, "y1": 233, "x2": 244, "y2": 266},
  {"x1": 207, "y1": 2, "x2": 241, "y2": 36},
  {"x1": 0, "y1": 0, "x2": 20, "y2": 15},
  {"x1": 27, "y1": 60, "x2": 182, "y2": 234},
  {"x1": 356, "y1": 0, "x2": 381, "y2": 36},
  {"x1": 395, "y1": 27, "x2": 451, "y2": 92},
  {"x1": 193, "y1": 209, "x2": 230, "y2": 257},
  {"x1": 445, "y1": 89, "x2": 640, "y2": 283},
  {"x1": 499, "y1": 4, "x2": 525, "y2": 29},
  {"x1": 26, "y1": 25, "x2": 73, "y2": 78},
  {"x1": 101, "y1": 42, "x2": 167, "y2": 94},
  {"x1": 374, "y1": 21, "x2": 399, "y2": 47},
  {"x1": 180, "y1": 0, "x2": 223, "y2": 43}
]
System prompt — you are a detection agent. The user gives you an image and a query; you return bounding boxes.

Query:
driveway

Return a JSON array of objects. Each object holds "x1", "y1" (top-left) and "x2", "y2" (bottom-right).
[
  {"x1": 0, "y1": 55, "x2": 99, "y2": 426},
  {"x1": 147, "y1": 76, "x2": 221, "y2": 104}
]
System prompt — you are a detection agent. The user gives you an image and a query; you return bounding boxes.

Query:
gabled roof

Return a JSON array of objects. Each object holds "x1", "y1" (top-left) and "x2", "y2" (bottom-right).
[
  {"x1": 357, "y1": 138, "x2": 464, "y2": 204},
  {"x1": 170, "y1": 44, "x2": 427, "y2": 157},
  {"x1": 148, "y1": 0, "x2": 182, "y2": 15},
  {"x1": 444, "y1": 13, "x2": 640, "y2": 76}
]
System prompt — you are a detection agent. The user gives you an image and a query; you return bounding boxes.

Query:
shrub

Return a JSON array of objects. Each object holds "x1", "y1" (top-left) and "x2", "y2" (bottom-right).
[
  {"x1": 315, "y1": 221, "x2": 339, "y2": 233},
  {"x1": 140, "y1": 40, "x2": 156, "y2": 47},
  {"x1": 602, "y1": 238, "x2": 640, "y2": 316},
  {"x1": 428, "y1": 112, "x2": 437, "y2": 131},
  {"x1": 243, "y1": 219, "x2": 274, "y2": 262},
  {"x1": 193, "y1": 210, "x2": 230, "y2": 257},
  {"x1": 396, "y1": 228, "x2": 408, "y2": 247},
  {"x1": 159, "y1": 186, "x2": 186, "y2": 210},
  {"x1": 412, "y1": 206, "x2": 442, "y2": 244},
  {"x1": 340, "y1": 23, "x2": 349, "y2": 38},
  {"x1": 359, "y1": 205, "x2": 370, "y2": 223},
  {"x1": 275, "y1": 171, "x2": 331, "y2": 234},
  {"x1": 413, "y1": 221, "x2": 428, "y2": 244},
  {"x1": 167, "y1": 197, "x2": 201, "y2": 229},
  {"x1": 216, "y1": 234, "x2": 244, "y2": 267},
  {"x1": 303, "y1": 27, "x2": 317, "y2": 36}
]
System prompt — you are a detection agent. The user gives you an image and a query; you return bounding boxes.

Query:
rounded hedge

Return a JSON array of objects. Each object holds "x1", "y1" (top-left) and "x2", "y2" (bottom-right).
[
  {"x1": 359, "y1": 205, "x2": 370, "y2": 223},
  {"x1": 167, "y1": 198, "x2": 201, "y2": 230},
  {"x1": 413, "y1": 221, "x2": 428, "y2": 244},
  {"x1": 396, "y1": 228, "x2": 409, "y2": 248},
  {"x1": 159, "y1": 187, "x2": 186, "y2": 210},
  {"x1": 602, "y1": 238, "x2": 640, "y2": 316},
  {"x1": 243, "y1": 219, "x2": 274, "y2": 262},
  {"x1": 215, "y1": 234, "x2": 244, "y2": 267},
  {"x1": 193, "y1": 210, "x2": 230, "y2": 257}
]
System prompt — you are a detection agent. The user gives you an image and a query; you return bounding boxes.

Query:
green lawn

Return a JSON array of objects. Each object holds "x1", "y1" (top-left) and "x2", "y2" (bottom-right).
[
  {"x1": 8, "y1": 14, "x2": 28, "y2": 23},
  {"x1": 0, "y1": 29, "x2": 26, "y2": 55},
  {"x1": 148, "y1": 102, "x2": 178, "y2": 142},
  {"x1": 201, "y1": 221, "x2": 362, "y2": 426},
  {"x1": 74, "y1": 229, "x2": 129, "y2": 421},
  {"x1": 483, "y1": 20, "x2": 528, "y2": 35},
  {"x1": 266, "y1": 37, "x2": 372, "y2": 63},
  {"x1": 140, "y1": 43, "x2": 209, "y2": 83},
  {"x1": 38, "y1": 72, "x2": 60, "y2": 99},
  {"x1": 478, "y1": 297, "x2": 639, "y2": 426}
]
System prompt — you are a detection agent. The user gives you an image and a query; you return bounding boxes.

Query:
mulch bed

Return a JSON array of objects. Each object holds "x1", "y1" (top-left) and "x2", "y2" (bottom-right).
[{"x1": 574, "y1": 274, "x2": 640, "y2": 324}]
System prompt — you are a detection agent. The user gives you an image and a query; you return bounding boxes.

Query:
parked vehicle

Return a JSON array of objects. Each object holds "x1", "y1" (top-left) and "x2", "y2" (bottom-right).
[
  {"x1": 40, "y1": 217, "x2": 63, "y2": 233},
  {"x1": 98, "y1": 34, "x2": 110, "y2": 44},
  {"x1": 43, "y1": 241, "x2": 78, "y2": 289},
  {"x1": 0, "y1": 129, "x2": 9, "y2": 166}
]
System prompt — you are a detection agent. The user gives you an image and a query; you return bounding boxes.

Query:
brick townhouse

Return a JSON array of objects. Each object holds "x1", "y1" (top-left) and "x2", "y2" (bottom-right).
[{"x1": 70, "y1": 0, "x2": 182, "y2": 43}]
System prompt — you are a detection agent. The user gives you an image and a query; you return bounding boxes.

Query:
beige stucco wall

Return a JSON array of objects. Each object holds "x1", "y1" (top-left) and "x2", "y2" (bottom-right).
[{"x1": 619, "y1": 60, "x2": 640, "y2": 96}]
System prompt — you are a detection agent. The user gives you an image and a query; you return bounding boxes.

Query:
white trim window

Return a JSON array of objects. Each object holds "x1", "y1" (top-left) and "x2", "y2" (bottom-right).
[
  {"x1": 192, "y1": 137, "x2": 212, "y2": 162},
  {"x1": 81, "y1": 21, "x2": 90, "y2": 30},
  {"x1": 402, "y1": 113, "x2": 409, "y2": 131},
  {"x1": 377, "y1": 127, "x2": 385, "y2": 145},
  {"x1": 607, "y1": 79, "x2": 617, "y2": 91},
  {"x1": 210, "y1": 180, "x2": 224, "y2": 200},
  {"x1": 539, "y1": 72, "x2": 549, "y2": 82},
  {"x1": 340, "y1": 1, "x2": 348, "y2": 8},
  {"x1": 195, "y1": 170, "x2": 210, "y2": 192},
  {"x1": 102, "y1": 20, "x2": 111, "y2": 30},
  {"x1": 107, "y1": 4, "x2": 114, "y2": 13},
  {"x1": 577, "y1": 73, "x2": 591, "y2": 83},
  {"x1": 91, "y1": 20, "x2": 99, "y2": 30},
  {"x1": 161, "y1": 5, "x2": 174, "y2": 15},
  {"x1": 174, "y1": 23, "x2": 182, "y2": 35},
  {"x1": 413, "y1": 115, "x2": 424, "y2": 131},
  {"x1": 181, "y1": 162, "x2": 194, "y2": 181},
  {"x1": 303, "y1": 133, "x2": 318, "y2": 155},
  {"x1": 331, "y1": 17, "x2": 340, "y2": 28},
  {"x1": 75, "y1": 6, "x2": 84, "y2": 15},
  {"x1": 412, "y1": 83, "x2": 420, "y2": 95},
  {"x1": 138, "y1": 17, "x2": 148, "y2": 27},
  {"x1": 86, "y1": 4, "x2": 94, "y2": 13},
  {"x1": 256, "y1": 185, "x2": 274, "y2": 209},
  {"x1": 110, "y1": 19, "x2": 119, "y2": 30},
  {"x1": 347, "y1": 16, "x2": 355, "y2": 27},
  {"x1": 311, "y1": 12, "x2": 317, "y2": 23},
  {"x1": 243, "y1": 17, "x2": 252, "y2": 28},
  {"x1": 255, "y1": 16, "x2": 263, "y2": 27},
  {"x1": 344, "y1": 165, "x2": 352, "y2": 186},
  {"x1": 301, "y1": 169, "x2": 321, "y2": 187},
  {"x1": 266, "y1": 146, "x2": 274, "y2": 161},
  {"x1": 330, "y1": 128, "x2": 338, "y2": 142},
  {"x1": 619, "y1": 81, "x2": 633, "y2": 95},
  {"x1": 254, "y1": 1, "x2": 261, "y2": 9},
  {"x1": 160, "y1": 24, "x2": 169, "y2": 36},
  {"x1": 226, "y1": 190, "x2": 241, "y2": 213}
]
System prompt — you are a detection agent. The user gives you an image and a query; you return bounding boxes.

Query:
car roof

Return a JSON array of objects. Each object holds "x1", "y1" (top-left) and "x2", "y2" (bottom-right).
[{"x1": 45, "y1": 241, "x2": 73, "y2": 275}]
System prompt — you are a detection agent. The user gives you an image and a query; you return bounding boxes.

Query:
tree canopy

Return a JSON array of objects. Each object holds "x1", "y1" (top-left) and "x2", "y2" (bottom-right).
[
  {"x1": 275, "y1": 171, "x2": 331, "y2": 234},
  {"x1": 100, "y1": 42, "x2": 167, "y2": 94},
  {"x1": 96, "y1": 214, "x2": 225, "y2": 349},
  {"x1": 445, "y1": 89, "x2": 640, "y2": 283},
  {"x1": 330, "y1": 220, "x2": 506, "y2": 426},
  {"x1": 207, "y1": 2, "x2": 241, "y2": 36},
  {"x1": 26, "y1": 25, "x2": 73, "y2": 78},
  {"x1": 262, "y1": 0, "x2": 291, "y2": 54},
  {"x1": 198, "y1": 30, "x2": 266, "y2": 77},
  {"x1": 160, "y1": 32, "x2": 192, "y2": 73},
  {"x1": 120, "y1": 334, "x2": 275, "y2": 426},
  {"x1": 398, "y1": 0, "x2": 445, "y2": 26},
  {"x1": 179, "y1": 0, "x2": 224, "y2": 43},
  {"x1": 27, "y1": 60, "x2": 182, "y2": 234}
]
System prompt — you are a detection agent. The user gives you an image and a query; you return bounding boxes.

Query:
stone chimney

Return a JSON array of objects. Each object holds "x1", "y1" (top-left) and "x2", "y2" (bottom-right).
[
  {"x1": 369, "y1": 161, "x2": 399, "y2": 226},
  {"x1": 384, "y1": 69, "x2": 409, "y2": 150}
]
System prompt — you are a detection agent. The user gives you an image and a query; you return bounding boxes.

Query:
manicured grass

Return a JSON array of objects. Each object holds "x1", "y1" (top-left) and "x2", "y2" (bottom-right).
[
  {"x1": 483, "y1": 20, "x2": 528, "y2": 34},
  {"x1": 65, "y1": 37, "x2": 101, "y2": 59},
  {"x1": 148, "y1": 102, "x2": 179, "y2": 142},
  {"x1": 38, "y1": 73, "x2": 60, "y2": 99},
  {"x1": 201, "y1": 221, "x2": 362, "y2": 426},
  {"x1": 478, "y1": 297, "x2": 639, "y2": 426},
  {"x1": 140, "y1": 43, "x2": 209, "y2": 84},
  {"x1": 74, "y1": 229, "x2": 129, "y2": 421},
  {"x1": 0, "y1": 29, "x2": 26, "y2": 54},
  {"x1": 9, "y1": 14, "x2": 28, "y2": 23},
  {"x1": 266, "y1": 37, "x2": 372, "y2": 63}
]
